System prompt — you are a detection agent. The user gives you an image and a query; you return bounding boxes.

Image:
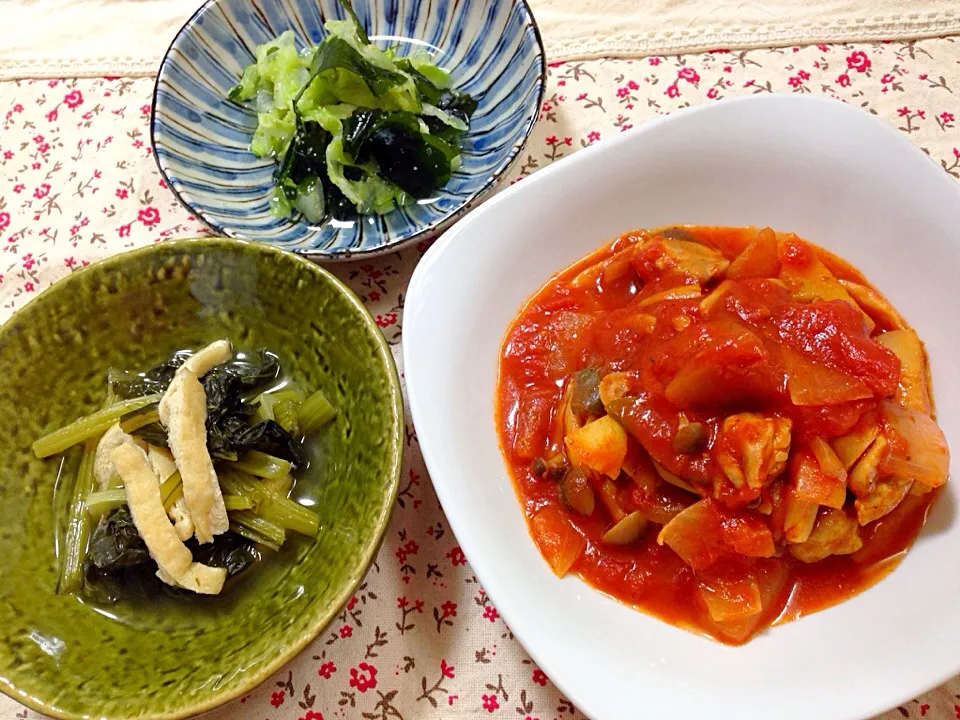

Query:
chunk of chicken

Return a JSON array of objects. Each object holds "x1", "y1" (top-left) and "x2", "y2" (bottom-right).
[
  {"x1": 831, "y1": 418, "x2": 881, "y2": 471},
  {"x1": 715, "y1": 414, "x2": 792, "y2": 490},
  {"x1": 848, "y1": 434, "x2": 888, "y2": 497},
  {"x1": 788, "y1": 508, "x2": 863, "y2": 563},
  {"x1": 854, "y1": 474, "x2": 913, "y2": 526}
]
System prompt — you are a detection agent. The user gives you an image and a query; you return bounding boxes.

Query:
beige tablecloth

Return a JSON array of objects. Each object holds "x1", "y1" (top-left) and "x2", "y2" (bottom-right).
[
  {"x1": 3, "y1": 0, "x2": 960, "y2": 79},
  {"x1": 2, "y1": 37, "x2": 960, "y2": 720}
]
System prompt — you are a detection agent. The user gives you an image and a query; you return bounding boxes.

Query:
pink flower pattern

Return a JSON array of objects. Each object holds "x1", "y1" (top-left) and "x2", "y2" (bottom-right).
[{"x1": 2, "y1": 40, "x2": 960, "y2": 719}]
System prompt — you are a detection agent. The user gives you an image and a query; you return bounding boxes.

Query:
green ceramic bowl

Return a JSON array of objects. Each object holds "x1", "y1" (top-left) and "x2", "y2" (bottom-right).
[{"x1": 0, "y1": 238, "x2": 403, "y2": 719}]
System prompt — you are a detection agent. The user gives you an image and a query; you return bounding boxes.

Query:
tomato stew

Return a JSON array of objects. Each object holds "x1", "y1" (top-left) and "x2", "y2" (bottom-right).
[{"x1": 496, "y1": 226, "x2": 949, "y2": 644}]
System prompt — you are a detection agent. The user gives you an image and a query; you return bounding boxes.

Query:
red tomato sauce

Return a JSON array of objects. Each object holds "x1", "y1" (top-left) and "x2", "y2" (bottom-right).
[{"x1": 496, "y1": 226, "x2": 940, "y2": 645}]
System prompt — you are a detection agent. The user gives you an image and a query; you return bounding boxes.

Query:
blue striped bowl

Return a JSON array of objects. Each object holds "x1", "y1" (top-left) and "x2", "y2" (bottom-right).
[{"x1": 151, "y1": 0, "x2": 546, "y2": 259}]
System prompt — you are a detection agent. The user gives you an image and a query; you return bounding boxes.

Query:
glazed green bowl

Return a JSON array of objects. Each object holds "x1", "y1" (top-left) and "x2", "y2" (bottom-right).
[{"x1": 0, "y1": 238, "x2": 403, "y2": 719}]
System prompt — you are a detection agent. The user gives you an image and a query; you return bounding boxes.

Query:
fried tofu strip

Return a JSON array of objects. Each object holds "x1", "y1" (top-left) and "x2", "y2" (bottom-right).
[
  {"x1": 112, "y1": 442, "x2": 193, "y2": 580},
  {"x1": 179, "y1": 339, "x2": 233, "y2": 378},
  {"x1": 159, "y1": 369, "x2": 228, "y2": 543},
  {"x1": 147, "y1": 445, "x2": 194, "y2": 542}
]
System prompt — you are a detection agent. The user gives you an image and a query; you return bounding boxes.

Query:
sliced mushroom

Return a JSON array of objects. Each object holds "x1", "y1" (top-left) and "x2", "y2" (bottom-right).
[
  {"x1": 656, "y1": 226, "x2": 697, "y2": 242},
  {"x1": 599, "y1": 372, "x2": 634, "y2": 410},
  {"x1": 653, "y1": 237, "x2": 730, "y2": 284},
  {"x1": 602, "y1": 511, "x2": 649, "y2": 546},
  {"x1": 570, "y1": 367, "x2": 603, "y2": 417},
  {"x1": 673, "y1": 420, "x2": 708, "y2": 454},
  {"x1": 558, "y1": 468, "x2": 595, "y2": 516},
  {"x1": 699, "y1": 280, "x2": 736, "y2": 316},
  {"x1": 597, "y1": 478, "x2": 627, "y2": 523},
  {"x1": 637, "y1": 284, "x2": 702, "y2": 308},
  {"x1": 531, "y1": 457, "x2": 547, "y2": 478}
]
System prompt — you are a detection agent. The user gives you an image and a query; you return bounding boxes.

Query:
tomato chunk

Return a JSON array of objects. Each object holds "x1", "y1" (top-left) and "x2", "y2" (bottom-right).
[{"x1": 774, "y1": 301, "x2": 900, "y2": 397}]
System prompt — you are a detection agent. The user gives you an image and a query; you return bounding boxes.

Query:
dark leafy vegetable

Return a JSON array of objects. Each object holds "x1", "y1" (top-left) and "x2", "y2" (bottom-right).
[
  {"x1": 571, "y1": 368, "x2": 603, "y2": 417},
  {"x1": 130, "y1": 422, "x2": 170, "y2": 449},
  {"x1": 86, "y1": 506, "x2": 151, "y2": 571},
  {"x1": 45, "y1": 341, "x2": 330, "y2": 605},
  {"x1": 436, "y1": 89, "x2": 478, "y2": 125},
  {"x1": 118, "y1": 348, "x2": 305, "y2": 468},
  {"x1": 286, "y1": 121, "x2": 331, "y2": 185},
  {"x1": 342, "y1": 110, "x2": 456, "y2": 197},
  {"x1": 108, "y1": 352, "x2": 191, "y2": 400},
  {"x1": 200, "y1": 351, "x2": 307, "y2": 468},
  {"x1": 192, "y1": 532, "x2": 260, "y2": 576},
  {"x1": 235, "y1": 420, "x2": 308, "y2": 469},
  {"x1": 84, "y1": 515, "x2": 261, "y2": 603}
]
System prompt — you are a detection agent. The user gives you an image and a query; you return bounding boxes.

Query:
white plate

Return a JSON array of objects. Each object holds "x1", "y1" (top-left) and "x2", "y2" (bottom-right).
[{"x1": 403, "y1": 94, "x2": 960, "y2": 720}]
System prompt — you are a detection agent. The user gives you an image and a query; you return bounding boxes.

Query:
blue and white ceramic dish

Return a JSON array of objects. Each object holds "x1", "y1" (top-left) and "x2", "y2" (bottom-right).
[{"x1": 151, "y1": 0, "x2": 546, "y2": 259}]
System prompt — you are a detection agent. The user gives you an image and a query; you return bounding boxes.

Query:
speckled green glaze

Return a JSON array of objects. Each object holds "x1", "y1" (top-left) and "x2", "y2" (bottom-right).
[{"x1": 0, "y1": 238, "x2": 403, "y2": 720}]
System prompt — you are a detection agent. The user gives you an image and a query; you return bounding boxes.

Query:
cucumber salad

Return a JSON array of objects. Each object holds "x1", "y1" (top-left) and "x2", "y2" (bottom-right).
[{"x1": 229, "y1": 0, "x2": 478, "y2": 224}]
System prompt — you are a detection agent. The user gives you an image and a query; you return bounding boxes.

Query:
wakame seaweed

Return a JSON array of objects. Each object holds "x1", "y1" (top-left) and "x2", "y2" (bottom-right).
[{"x1": 341, "y1": 110, "x2": 458, "y2": 197}]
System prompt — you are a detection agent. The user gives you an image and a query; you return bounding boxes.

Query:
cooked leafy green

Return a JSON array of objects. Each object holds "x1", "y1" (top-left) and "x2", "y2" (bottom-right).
[
  {"x1": 84, "y1": 507, "x2": 261, "y2": 603},
  {"x1": 108, "y1": 352, "x2": 191, "y2": 400},
  {"x1": 40, "y1": 342, "x2": 334, "y2": 604},
  {"x1": 120, "y1": 349, "x2": 307, "y2": 467},
  {"x1": 233, "y1": 419, "x2": 308, "y2": 469},
  {"x1": 228, "y1": 0, "x2": 477, "y2": 224},
  {"x1": 192, "y1": 532, "x2": 260, "y2": 577},
  {"x1": 87, "y1": 506, "x2": 151, "y2": 571}
]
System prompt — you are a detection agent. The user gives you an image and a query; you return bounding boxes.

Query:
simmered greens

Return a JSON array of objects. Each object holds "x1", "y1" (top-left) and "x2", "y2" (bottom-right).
[
  {"x1": 228, "y1": 0, "x2": 477, "y2": 223},
  {"x1": 35, "y1": 342, "x2": 338, "y2": 601}
]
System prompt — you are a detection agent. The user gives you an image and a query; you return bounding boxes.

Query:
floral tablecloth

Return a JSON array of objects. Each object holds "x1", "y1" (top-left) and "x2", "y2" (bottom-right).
[{"x1": 3, "y1": 38, "x2": 960, "y2": 720}]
